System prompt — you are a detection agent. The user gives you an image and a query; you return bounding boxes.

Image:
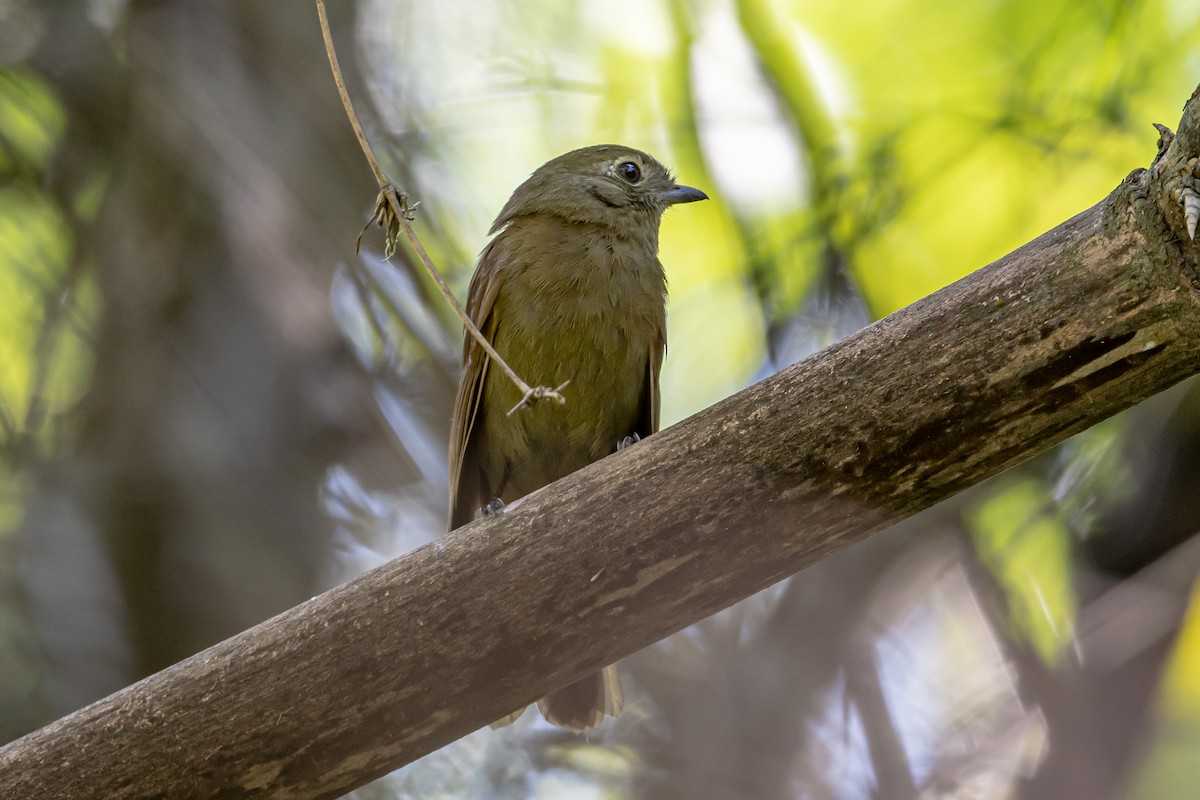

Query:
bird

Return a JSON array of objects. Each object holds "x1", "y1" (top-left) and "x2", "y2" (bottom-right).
[{"x1": 447, "y1": 143, "x2": 707, "y2": 731}]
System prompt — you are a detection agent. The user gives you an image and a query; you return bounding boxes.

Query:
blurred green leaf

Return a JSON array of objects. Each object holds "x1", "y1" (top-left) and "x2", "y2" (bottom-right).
[
  {"x1": 0, "y1": 68, "x2": 64, "y2": 176},
  {"x1": 969, "y1": 478, "x2": 1077, "y2": 666}
]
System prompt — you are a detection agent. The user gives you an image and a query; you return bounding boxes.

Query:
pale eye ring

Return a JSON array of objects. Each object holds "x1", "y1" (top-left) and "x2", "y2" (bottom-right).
[{"x1": 615, "y1": 161, "x2": 642, "y2": 183}]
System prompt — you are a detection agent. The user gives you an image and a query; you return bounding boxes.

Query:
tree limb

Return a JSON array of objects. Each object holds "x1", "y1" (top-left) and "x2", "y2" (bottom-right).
[{"x1": 4, "y1": 86, "x2": 1200, "y2": 800}]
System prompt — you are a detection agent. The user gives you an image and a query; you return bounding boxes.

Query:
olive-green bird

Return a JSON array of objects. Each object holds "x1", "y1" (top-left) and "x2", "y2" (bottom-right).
[{"x1": 447, "y1": 144, "x2": 707, "y2": 731}]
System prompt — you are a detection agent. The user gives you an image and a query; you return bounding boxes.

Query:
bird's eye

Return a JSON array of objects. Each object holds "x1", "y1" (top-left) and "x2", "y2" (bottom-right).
[{"x1": 615, "y1": 161, "x2": 642, "y2": 183}]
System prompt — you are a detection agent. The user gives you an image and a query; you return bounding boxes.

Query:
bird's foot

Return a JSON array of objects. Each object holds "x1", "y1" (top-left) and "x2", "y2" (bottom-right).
[
  {"x1": 477, "y1": 498, "x2": 506, "y2": 519},
  {"x1": 617, "y1": 433, "x2": 641, "y2": 451}
]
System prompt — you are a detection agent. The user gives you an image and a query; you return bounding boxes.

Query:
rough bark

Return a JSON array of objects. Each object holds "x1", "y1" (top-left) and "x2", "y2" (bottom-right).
[{"x1": 3, "y1": 86, "x2": 1200, "y2": 800}]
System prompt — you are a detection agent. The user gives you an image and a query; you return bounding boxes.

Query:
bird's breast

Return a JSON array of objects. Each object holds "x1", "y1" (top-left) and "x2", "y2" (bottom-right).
[{"x1": 480, "y1": 229, "x2": 665, "y2": 493}]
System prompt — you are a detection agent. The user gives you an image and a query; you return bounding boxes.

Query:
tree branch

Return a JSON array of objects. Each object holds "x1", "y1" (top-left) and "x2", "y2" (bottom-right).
[{"x1": 4, "y1": 86, "x2": 1200, "y2": 800}]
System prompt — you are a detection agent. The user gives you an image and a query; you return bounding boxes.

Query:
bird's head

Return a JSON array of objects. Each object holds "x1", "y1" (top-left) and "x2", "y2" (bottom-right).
[{"x1": 490, "y1": 144, "x2": 708, "y2": 234}]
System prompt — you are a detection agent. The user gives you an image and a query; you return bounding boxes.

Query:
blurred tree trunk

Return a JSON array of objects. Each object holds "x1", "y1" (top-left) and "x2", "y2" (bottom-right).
[{"x1": 18, "y1": 0, "x2": 395, "y2": 723}]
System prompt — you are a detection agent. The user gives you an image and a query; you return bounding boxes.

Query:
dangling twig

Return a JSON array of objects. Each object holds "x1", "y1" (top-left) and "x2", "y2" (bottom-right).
[{"x1": 314, "y1": 0, "x2": 566, "y2": 411}]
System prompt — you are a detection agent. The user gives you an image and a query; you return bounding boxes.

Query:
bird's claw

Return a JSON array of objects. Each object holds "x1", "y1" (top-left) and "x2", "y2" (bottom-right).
[
  {"x1": 477, "y1": 498, "x2": 506, "y2": 519},
  {"x1": 617, "y1": 433, "x2": 641, "y2": 451}
]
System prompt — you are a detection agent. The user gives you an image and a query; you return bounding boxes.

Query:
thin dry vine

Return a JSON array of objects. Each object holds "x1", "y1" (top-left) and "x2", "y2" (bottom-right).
[{"x1": 314, "y1": 0, "x2": 566, "y2": 412}]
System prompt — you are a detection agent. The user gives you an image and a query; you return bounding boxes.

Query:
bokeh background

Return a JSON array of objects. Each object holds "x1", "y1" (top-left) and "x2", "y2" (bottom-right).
[{"x1": 3, "y1": 1, "x2": 1200, "y2": 798}]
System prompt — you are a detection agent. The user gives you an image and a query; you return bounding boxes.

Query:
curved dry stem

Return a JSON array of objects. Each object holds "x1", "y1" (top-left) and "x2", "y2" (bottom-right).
[
  {"x1": 315, "y1": 0, "x2": 563, "y2": 407},
  {"x1": 507, "y1": 380, "x2": 570, "y2": 416}
]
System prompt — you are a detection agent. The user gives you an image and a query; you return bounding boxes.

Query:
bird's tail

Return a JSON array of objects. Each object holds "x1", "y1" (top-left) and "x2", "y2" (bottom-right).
[
  {"x1": 489, "y1": 665, "x2": 622, "y2": 732},
  {"x1": 537, "y1": 665, "x2": 622, "y2": 732}
]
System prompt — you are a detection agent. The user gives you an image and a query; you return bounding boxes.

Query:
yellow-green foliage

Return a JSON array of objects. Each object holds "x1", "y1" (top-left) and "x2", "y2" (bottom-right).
[
  {"x1": 0, "y1": 68, "x2": 95, "y2": 461},
  {"x1": 969, "y1": 478, "x2": 1076, "y2": 666},
  {"x1": 360, "y1": 0, "x2": 1200, "y2": 424}
]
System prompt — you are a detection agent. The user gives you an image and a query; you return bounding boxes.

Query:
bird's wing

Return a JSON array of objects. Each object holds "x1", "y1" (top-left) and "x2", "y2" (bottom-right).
[
  {"x1": 638, "y1": 321, "x2": 665, "y2": 438},
  {"x1": 447, "y1": 238, "x2": 507, "y2": 530}
]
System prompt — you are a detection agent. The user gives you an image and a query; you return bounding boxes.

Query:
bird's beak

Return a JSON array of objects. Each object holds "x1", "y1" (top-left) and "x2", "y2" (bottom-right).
[{"x1": 660, "y1": 184, "x2": 709, "y2": 205}]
